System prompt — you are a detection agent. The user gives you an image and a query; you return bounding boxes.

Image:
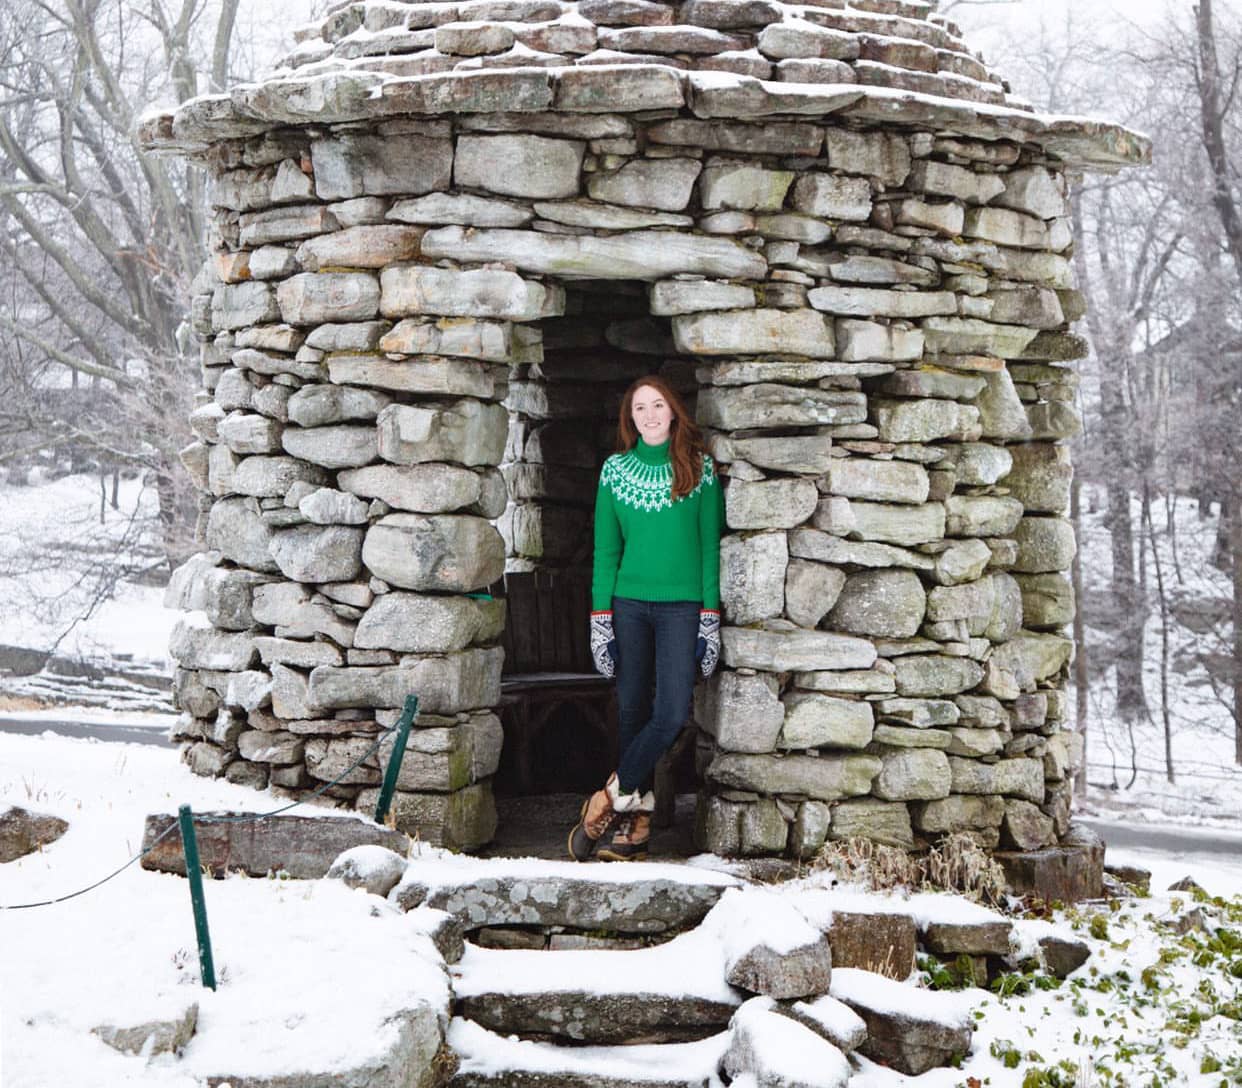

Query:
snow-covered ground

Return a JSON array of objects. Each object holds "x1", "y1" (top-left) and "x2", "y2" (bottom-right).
[
  {"x1": 2, "y1": 731, "x2": 1240, "y2": 1087},
  {"x1": 0, "y1": 473, "x2": 178, "y2": 668}
]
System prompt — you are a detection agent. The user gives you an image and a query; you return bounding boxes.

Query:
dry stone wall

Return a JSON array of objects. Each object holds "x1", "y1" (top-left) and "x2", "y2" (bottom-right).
[{"x1": 150, "y1": 0, "x2": 1147, "y2": 859}]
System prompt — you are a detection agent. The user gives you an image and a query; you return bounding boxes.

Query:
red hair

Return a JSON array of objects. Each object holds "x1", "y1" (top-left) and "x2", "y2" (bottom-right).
[{"x1": 616, "y1": 375, "x2": 708, "y2": 500}]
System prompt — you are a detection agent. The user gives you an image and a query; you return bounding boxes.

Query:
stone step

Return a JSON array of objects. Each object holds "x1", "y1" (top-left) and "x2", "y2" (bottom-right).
[
  {"x1": 830, "y1": 965, "x2": 978, "y2": 1076},
  {"x1": 447, "y1": 1019, "x2": 727, "y2": 1088},
  {"x1": 451, "y1": 929, "x2": 743, "y2": 1044},
  {"x1": 392, "y1": 854, "x2": 739, "y2": 936}
]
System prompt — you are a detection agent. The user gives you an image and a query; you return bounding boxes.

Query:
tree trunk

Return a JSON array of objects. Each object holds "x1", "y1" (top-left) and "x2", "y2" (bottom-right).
[
  {"x1": 1233, "y1": 505, "x2": 1242, "y2": 764},
  {"x1": 1196, "y1": 0, "x2": 1242, "y2": 284}
]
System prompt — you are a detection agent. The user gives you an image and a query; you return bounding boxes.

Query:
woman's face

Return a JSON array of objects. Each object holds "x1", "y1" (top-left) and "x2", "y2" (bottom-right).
[{"x1": 631, "y1": 385, "x2": 673, "y2": 445}]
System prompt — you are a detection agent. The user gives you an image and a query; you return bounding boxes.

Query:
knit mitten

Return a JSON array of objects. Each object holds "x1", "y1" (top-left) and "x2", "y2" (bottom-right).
[
  {"x1": 696, "y1": 609, "x2": 720, "y2": 679},
  {"x1": 590, "y1": 611, "x2": 617, "y2": 678}
]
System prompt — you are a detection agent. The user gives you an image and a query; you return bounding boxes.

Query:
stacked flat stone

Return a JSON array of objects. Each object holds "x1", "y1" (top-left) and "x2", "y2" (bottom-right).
[
  {"x1": 280, "y1": 0, "x2": 1013, "y2": 107},
  {"x1": 146, "y1": 0, "x2": 1147, "y2": 857}
]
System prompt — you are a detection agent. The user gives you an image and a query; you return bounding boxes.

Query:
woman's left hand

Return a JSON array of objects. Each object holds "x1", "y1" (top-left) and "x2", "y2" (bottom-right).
[{"x1": 695, "y1": 610, "x2": 720, "y2": 678}]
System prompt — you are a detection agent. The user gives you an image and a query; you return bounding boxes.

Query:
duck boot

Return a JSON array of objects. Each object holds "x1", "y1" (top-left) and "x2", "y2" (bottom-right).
[
  {"x1": 568, "y1": 774, "x2": 641, "y2": 862},
  {"x1": 598, "y1": 789, "x2": 655, "y2": 862}
]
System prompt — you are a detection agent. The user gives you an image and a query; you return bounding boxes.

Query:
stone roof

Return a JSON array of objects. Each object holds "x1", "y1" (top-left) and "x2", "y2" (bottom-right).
[{"x1": 140, "y1": 0, "x2": 1150, "y2": 171}]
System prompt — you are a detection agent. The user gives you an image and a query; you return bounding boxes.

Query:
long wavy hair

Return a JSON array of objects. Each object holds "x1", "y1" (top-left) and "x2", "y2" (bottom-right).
[{"x1": 616, "y1": 375, "x2": 708, "y2": 500}]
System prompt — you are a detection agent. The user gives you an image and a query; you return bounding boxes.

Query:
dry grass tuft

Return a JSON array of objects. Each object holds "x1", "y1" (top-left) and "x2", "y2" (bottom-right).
[{"x1": 813, "y1": 833, "x2": 1009, "y2": 908}]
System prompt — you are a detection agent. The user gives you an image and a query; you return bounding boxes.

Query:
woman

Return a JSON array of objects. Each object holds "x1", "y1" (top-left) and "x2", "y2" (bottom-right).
[{"x1": 568, "y1": 375, "x2": 723, "y2": 863}]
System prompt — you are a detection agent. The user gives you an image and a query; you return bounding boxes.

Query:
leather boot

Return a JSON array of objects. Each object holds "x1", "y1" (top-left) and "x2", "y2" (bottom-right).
[
  {"x1": 598, "y1": 789, "x2": 654, "y2": 862},
  {"x1": 568, "y1": 773, "x2": 633, "y2": 861}
]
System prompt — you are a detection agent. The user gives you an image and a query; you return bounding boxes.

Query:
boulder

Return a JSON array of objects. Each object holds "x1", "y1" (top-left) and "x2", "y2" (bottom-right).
[
  {"x1": 717, "y1": 889, "x2": 833, "y2": 999},
  {"x1": 93, "y1": 1001, "x2": 198, "y2": 1058},
  {"x1": 277, "y1": 272, "x2": 381, "y2": 325},
  {"x1": 327, "y1": 839, "x2": 409, "y2": 894},
  {"x1": 356, "y1": 783, "x2": 497, "y2": 851},
  {"x1": 0, "y1": 805, "x2": 70, "y2": 862},
  {"x1": 825, "y1": 909, "x2": 917, "y2": 976},
  {"x1": 1038, "y1": 934, "x2": 1091, "y2": 979},
  {"x1": 392, "y1": 860, "x2": 735, "y2": 934},
  {"x1": 785, "y1": 995, "x2": 868, "y2": 1054},
  {"x1": 421, "y1": 224, "x2": 766, "y2": 281},
  {"x1": 720, "y1": 531, "x2": 784, "y2": 625},
  {"x1": 1012, "y1": 516, "x2": 1077, "y2": 573},
  {"x1": 831, "y1": 967, "x2": 974, "y2": 1076},
  {"x1": 893, "y1": 655, "x2": 984, "y2": 697},
  {"x1": 723, "y1": 997, "x2": 852, "y2": 1088}
]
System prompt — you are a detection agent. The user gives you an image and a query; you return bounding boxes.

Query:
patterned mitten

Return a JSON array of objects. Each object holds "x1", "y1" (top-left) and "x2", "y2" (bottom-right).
[
  {"x1": 590, "y1": 611, "x2": 617, "y2": 679},
  {"x1": 696, "y1": 609, "x2": 720, "y2": 679}
]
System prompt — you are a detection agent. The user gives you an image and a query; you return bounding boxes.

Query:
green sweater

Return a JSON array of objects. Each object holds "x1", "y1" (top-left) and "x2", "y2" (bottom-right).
[{"x1": 591, "y1": 438, "x2": 722, "y2": 612}]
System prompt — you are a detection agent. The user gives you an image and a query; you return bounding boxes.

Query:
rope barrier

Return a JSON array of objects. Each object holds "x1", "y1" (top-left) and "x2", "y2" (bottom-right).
[{"x1": 0, "y1": 718, "x2": 402, "y2": 912}]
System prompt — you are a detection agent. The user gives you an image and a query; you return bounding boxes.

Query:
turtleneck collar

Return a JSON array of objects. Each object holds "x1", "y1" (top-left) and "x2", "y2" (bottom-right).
[{"x1": 633, "y1": 437, "x2": 671, "y2": 465}]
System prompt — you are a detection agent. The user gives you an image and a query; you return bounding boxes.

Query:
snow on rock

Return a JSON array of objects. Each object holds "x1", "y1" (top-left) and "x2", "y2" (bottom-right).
[
  {"x1": 722, "y1": 996, "x2": 852, "y2": 1088},
  {"x1": 390, "y1": 847, "x2": 738, "y2": 933},
  {"x1": 92, "y1": 999, "x2": 199, "y2": 1058},
  {"x1": 787, "y1": 994, "x2": 868, "y2": 1053},
  {"x1": 704, "y1": 886, "x2": 833, "y2": 999},
  {"x1": 451, "y1": 916, "x2": 743, "y2": 1044},
  {"x1": 406, "y1": 906, "x2": 465, "y2": 964},
  {"x1": 0, "y1": 803, "x2": 69, "y2": 862},
  {"x1": 830, "y1": 966, "x2": 976, "y2": 1076},
  {"x1": 327, "y1": 843, "x2": 408, "y2": 896},
  {"x1": 447, "y1": 1018, "x2": 730, "y2": 1085}
]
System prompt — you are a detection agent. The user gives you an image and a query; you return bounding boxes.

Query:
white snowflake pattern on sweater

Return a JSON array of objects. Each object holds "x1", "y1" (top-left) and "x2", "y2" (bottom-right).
[{"x1": 599, "y1": 450, "x2": 714, "y2": 512}]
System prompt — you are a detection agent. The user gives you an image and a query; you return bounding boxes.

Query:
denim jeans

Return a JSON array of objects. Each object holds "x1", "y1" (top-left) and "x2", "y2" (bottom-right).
[{"x1": 611, "y1": 596, "x2": 699, "y2": 795}]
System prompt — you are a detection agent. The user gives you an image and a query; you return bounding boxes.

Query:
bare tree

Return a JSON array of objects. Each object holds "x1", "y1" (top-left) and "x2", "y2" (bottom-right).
[
  {"x1": 0, "y1": 0, "x2": 241, "y2": 569},
  {"x1": 1193, "y1": 0, "x2": 1242, "y2": 761}
]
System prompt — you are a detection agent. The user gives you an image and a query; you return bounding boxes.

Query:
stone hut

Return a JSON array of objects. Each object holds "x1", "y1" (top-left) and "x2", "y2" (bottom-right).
[{"x1": 145, "y1": 0, "x2": 1148, "y2": 866}]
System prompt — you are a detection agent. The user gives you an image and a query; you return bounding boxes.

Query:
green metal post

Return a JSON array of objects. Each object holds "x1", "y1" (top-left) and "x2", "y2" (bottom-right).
[
  {"x1": 375, "y1": 693, "x2": 419, "y2": 825},
  {"x1": 178, "y1": 804, "x2": 217, "y2": 991}
]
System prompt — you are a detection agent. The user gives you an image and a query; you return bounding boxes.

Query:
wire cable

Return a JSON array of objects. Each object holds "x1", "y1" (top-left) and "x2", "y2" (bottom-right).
[{"x1": 0, "y1": 723, "x2": 397, "y2": 911}]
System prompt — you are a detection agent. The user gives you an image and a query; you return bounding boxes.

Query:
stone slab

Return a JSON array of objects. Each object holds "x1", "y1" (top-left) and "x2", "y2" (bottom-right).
[{"x1": 139, "y1": 812, "x2": 409, "y2": 879}]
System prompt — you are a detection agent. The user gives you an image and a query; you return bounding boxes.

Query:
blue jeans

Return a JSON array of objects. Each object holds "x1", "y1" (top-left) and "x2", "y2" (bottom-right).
[{"x1": 612, "y1": 597, "x2": 699, "y2": 795}]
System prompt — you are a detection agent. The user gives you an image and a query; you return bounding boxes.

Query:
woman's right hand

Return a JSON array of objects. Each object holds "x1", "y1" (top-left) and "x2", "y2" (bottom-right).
[{"x1": 589, "y1": 611, "x2": 617, "y2": 678}]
